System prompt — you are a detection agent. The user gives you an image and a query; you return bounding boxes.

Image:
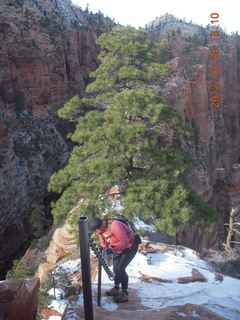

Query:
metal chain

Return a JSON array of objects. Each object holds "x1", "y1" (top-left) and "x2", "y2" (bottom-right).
[{"x1": 88, "y1": 237, "x2": 115, "y2": 281}]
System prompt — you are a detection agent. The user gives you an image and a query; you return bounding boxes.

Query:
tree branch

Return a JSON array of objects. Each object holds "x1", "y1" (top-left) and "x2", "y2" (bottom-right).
[{"x1": 232, "y1": 228, "x2": 240, "y2": 236}]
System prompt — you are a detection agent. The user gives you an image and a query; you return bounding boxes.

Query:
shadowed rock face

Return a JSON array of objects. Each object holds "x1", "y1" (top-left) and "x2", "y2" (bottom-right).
[
  {"x1": 0, "y1": 277, "x2": 40, "y2": 320},
  {"x1": 0, "y1": 0, "x2": 114, "y2": 278},
  {"x1": 149, "y1": 16, "x2": 240, "y2": 249}
]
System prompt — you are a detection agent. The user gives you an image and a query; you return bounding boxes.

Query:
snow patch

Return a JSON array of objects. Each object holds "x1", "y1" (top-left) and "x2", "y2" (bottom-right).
[
  {"x1": 48, "y1": 288, "x2": 65, "y2": 299},
  {"x1": 134, "y1": 216, "x2": 155, "y2": 232},
  {"x1": 43, "y1": 244, "x2": 240, "y2": 320},
  {"x1": 55, "y1": 259, "x2": 80, "y2": 273}
]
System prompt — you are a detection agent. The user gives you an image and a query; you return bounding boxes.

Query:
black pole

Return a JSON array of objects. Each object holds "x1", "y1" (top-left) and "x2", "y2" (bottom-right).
[
  {"x1": 78, "y1": 216, "x2": 94, "y2": 320},
  {"x1": 97, "y1": 259, "x2": 102, "y2": 307}
]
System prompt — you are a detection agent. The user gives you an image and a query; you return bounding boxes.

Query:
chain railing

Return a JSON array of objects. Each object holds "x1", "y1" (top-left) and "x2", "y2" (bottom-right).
[{"x1": 88, "y1": 237, "x2": 115, "y2": 281}]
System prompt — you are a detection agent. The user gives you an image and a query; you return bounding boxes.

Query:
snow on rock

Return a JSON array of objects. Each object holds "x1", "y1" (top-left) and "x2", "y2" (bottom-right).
[
  {"x1": 94, "y1": 247, "x2": 240, "y2": 319},
  {"x1": 55, "y1": 259, "x2": 81, "y2": 274},
  {"x1": 48, "y1": 288, "x2": 66, "y2": 299},
  {"x1": 43, "y1": 288, "x2": 68, "y2": 320},
  {"x1": 44, "y1": 244, "x2": 240, "y2": 320},
  {"x1": 49, "y1": 298, "x2": 67, "y2": 314},
  {"x1": 126, "y1": 249, "x2": 240, "y2": 319},
  {"x1": 134, "y1": 216, "x2": 155, "y2": 232}
]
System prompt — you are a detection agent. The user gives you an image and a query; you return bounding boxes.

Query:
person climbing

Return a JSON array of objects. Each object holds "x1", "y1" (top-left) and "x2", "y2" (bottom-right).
[{"x1": 88, "y1": 217, "x2": 141, "y2": 303}]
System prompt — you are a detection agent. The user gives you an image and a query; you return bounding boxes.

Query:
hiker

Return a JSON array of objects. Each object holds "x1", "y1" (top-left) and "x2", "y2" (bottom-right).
[{"x1": 88, "y1": 217, "x2": 141, "y2": 303}]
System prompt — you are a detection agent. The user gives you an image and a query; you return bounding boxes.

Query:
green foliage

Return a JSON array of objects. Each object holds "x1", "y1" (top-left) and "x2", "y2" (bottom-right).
[
  {"x1": 135, "y1": 228, "x2": 146, "y2": 236},
  {"x1": 30, "y1": 204, "x2": 52, "y2": 238},
  {"x1": 48, "y1": 26, "x2": 215, "y2": 236},
  {"x1": 6, "y1": 259, "x2": 31, "y2": 280},
  {"x1": 187, "y1": 190, "x2": 217, "y2": 228},
  {"x1": 38, "y1": 290, "x2": 52, "y2": 311}
]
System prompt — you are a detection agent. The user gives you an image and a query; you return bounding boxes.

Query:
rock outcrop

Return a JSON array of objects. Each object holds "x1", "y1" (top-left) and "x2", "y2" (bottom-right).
[
  {"x1": 36, "y1": 221, "x2": 77, "y2": 283},
  {"x1": 0, "y1": 277, "x2": 40, "y2": 320},
  {"x1": 0, "y1": 0, "x2": 113, "y2": 278},
  {"x1": 149, "y1": 15, "x2": 240, "y2": 249},
  {"x1": 63, "y1": 302, "x2": 227, "y2": 320}
]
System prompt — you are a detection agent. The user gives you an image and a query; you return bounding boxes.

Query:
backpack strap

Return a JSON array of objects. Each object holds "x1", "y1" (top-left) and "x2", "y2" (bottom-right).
[
  {"x1": 107, "y1": 220, "x2": 115, "y2": 237},
  {"x1": 108, "y1": 219, "x2": 133, "y2": 236}
]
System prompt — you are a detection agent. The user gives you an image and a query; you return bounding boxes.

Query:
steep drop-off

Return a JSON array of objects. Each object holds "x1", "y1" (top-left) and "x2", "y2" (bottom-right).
[
  {"x1": 0, "y1": 0, "x2": 113, "y2": 278},
  {"x1": 149, "y1": 14, "x2": 240, "y2": 248}
]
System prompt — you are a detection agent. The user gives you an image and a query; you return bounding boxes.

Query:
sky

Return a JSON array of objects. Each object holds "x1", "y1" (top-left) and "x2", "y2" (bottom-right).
[{"x1": 71, "y1": 0, "x2": 240, "y2": 34}]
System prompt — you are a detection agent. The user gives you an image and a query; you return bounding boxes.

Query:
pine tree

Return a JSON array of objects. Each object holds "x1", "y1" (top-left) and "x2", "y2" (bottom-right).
[{"x1": 48, "y1": 26, "x2": 215, "y2": 235}]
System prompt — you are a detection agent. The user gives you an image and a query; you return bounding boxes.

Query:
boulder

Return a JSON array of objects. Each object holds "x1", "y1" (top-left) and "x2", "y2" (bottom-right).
[{"x1": 0, "y1": 277, "x2": 39, "y2": 320}]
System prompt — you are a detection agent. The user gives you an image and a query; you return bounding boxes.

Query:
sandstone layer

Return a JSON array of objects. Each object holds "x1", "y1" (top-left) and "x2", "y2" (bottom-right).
[{"x1": 36, "y1": 221, "x2": 77, "y2": 283}]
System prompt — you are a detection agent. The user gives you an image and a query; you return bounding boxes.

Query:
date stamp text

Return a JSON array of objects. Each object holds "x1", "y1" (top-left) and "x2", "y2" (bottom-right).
[{"x1": 208, "y1": 13, "x2": 221, "y2": 108}]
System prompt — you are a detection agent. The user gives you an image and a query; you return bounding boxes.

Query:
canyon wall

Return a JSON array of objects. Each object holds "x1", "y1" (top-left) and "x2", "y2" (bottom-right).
[
  {"x1": 150, "y1": 15, "x2": 240, "y2": 248},
  {"x1": 0, "y1": 0, "x2": 113, "y2": 278}
]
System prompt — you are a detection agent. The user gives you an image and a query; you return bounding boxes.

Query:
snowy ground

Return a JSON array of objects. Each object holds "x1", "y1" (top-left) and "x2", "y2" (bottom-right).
[{"x1": 45, "y1": 245, "x2": 240, "y2": 320}]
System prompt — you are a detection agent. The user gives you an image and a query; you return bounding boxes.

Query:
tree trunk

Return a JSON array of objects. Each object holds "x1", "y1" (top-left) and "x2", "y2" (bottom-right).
[{"x1": 225, "y1": 206, "x2": 239, "y2": 249}]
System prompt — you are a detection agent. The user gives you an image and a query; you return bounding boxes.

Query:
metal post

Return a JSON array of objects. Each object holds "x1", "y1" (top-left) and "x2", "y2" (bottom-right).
[
  {"x1": 78, "y1": 216, "x2": 94, "y2": 320},
  {"x1": 97, "y1": 259, "x2": 102, "y2": 307}
]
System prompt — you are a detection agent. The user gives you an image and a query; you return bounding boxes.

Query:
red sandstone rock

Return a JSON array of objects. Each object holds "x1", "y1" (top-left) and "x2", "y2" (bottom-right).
[
  {"x1": 138, "y1": 271, "x2": 173, "y2": 283},
  {"x1": 152, "y1": 20, "x2": 240, "y2": 250},
  {"x1": 108, "y1": 185, "x2": 121, "y2": 199},
  {"x1": 40, "y1": 308, "x2": 63, "y2": 318},
  {"x1": 0, "y1": 277, "x2": 40, "y2": 320},
  {"x1": 215, "y1": 272, "x2": 224, "y2": 282},
  {"x1": 138, "y1": 242, "x2": 159, "y2": 253},
  {"x1": 166, "y1": 57, "x2": 179, "y2": 71},
  {"x1": 177, "y1": 268, "x2": 207, "y2": 283},
  {"x1": 63, "y1": 302, "x2": 227, "y2": 320}
]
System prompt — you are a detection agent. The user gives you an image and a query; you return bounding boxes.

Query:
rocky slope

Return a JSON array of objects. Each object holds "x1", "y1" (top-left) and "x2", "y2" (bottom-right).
[
  {"x1": 0, "y1": 0, "x2": 113, "y2": 278},
  {"x1": 148, "y1": 14, "x2": 240, "y2": 249}
]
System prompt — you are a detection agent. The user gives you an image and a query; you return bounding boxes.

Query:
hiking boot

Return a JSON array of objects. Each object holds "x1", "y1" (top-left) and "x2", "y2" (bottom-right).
[
  {"x1": 105, "y1": 287, "x2": 120, "y2": 296},
  {"x1": 113, "y1": 291, "x2": 128, "y2": 303}
]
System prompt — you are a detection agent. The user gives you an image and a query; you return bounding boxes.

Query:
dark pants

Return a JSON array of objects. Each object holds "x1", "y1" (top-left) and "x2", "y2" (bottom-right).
[{"x1": 113, "y1": 236, "x2": 140, "y2": 290}]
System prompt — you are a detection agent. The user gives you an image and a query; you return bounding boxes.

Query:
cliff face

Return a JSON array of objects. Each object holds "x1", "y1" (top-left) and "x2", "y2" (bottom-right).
[
  {"x1": 0, "y1": 0, "x2": 113, "y2": 278},
  {"x1": 150, "y1": 15, "x2": 240, "y2": 249}
]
